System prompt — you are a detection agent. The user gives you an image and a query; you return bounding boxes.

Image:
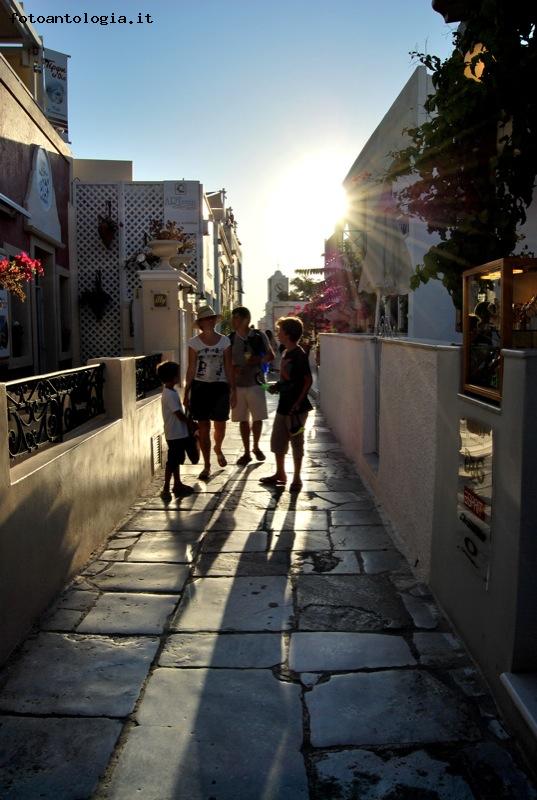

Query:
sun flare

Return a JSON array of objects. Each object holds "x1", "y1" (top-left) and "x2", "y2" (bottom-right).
[{"x1": 266, "y1": 151, "x2": 349, "y2": 266}]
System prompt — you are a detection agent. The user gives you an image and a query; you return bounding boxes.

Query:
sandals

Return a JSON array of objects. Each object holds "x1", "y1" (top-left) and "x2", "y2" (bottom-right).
[
  {"x1": 198, "y1": 468, "x2": 210, "y2": 481},
  {"x1": 236, "y1": 453, "x2": 252, "y2": 466},
  {"x1": 289, "y1": 481, "x2": 303, "y2": 493},
  {"x1": 252, "y1": 447, "x2": 266, "y2": 461},
  {"x1": 259, "y1": 475, "x2": 286, "y2": 486},
  {"x1": 214, "y1": 449, "x2": 227, "y2": 467}
]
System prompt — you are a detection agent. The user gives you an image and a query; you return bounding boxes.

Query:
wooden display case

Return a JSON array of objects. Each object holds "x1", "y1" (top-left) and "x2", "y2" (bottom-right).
[{"x1": 463, "y1": 257, "x2": 537, "y2": 403}]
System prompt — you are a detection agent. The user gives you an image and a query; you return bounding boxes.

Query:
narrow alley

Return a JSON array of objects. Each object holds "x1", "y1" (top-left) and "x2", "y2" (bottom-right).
[{"x1": 0, "y1": 397, "x2": 535, "y2": 799}]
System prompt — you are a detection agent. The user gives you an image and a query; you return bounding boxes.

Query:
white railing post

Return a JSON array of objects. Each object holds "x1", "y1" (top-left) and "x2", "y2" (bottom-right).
[{"x1": 87, "y1": 357, "x2": 136, "y2": 421}]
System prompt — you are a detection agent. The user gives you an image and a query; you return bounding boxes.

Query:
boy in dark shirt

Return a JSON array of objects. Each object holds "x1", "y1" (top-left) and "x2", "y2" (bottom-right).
[{"x1": 260, "y1": 316, "x2": 313, "y2": 491}]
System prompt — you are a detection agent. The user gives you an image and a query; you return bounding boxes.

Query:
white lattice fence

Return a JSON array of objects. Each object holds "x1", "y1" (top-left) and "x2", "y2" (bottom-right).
[
  {"x1": 123, "y1": 183, "x2": 163, "y2": 298},
  {"x1": 75, "y1": 184, "x2": 121, "y2": 363},
  {"x1": 123, "y1": 183, "x2": 198, "y2": 287},
  {"x1": 76, "y1": 182, "x2": 202, "y2": 363}
]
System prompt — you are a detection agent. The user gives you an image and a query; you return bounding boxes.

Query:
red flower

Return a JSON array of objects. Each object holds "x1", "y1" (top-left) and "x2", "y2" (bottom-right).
[{"x1": 0, "y1": 252, "x2": 43, "y2": 301}]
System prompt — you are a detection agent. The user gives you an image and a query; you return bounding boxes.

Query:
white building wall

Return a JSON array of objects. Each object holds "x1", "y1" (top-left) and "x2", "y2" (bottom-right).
[{"x1": 344, "y1": 67, "x2": 458, "y2": 342}]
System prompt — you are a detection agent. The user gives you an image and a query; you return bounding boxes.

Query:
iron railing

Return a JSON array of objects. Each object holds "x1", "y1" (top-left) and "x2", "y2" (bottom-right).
[
  {"x1": 135, "y1": 353, "x2": 162, "y2": 400},
  {"x1": 6, "y1": 364, "x2": 105, "y2": 461}
]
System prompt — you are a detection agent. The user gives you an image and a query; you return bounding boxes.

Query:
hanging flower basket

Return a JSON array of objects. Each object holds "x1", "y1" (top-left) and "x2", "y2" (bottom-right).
[{"x1": 0, "y1": 252, "x2": 43, "y2": 301}]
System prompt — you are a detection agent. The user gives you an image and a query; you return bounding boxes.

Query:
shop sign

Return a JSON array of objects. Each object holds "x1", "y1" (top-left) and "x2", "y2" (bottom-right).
[
  {"x1": 153, "y1": 293, "x2": 168, "y2": 308},
  {"x1": 43, "y1": 49, "x2": 69, "y2": 134},
  {"x1": 457, "y1": 417, "x2": 494, "y2": 585},
  {"x1": 163, "y1": 181, "x2": 200, "y2": 229},
  {"x1": 0, "y1": 290, "x2": 10, "y2": 358}
]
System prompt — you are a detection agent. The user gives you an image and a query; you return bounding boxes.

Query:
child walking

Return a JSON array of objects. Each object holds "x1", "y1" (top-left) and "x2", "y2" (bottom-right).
[
  {"x1": 260, "y1": 316, "x2": 313, "y2": 492},
  {"x1": 157, "y1": 360, "x2": 194, "y2": 501}
]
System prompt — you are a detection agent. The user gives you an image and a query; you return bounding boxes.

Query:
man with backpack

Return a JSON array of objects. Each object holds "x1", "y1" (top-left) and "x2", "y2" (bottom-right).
[{"x1": 230, "y1": 306, "x2": 274, "y2": 464}]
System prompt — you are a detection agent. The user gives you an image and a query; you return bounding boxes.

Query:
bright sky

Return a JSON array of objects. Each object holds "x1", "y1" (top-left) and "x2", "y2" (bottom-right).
[{"x1": 31, "y1": 0, "x2": 455, "y2": 322}]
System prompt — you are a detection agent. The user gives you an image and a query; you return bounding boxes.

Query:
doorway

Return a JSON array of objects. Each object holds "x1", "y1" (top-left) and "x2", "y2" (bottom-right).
[{"x1": 33, "y1": 245, "x2": 57, "y2": 374}]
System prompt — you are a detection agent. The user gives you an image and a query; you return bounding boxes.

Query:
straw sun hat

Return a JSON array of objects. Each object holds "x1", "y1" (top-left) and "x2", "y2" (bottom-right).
[{"x1": 195, "y1": 305, "x2": 220, "y2": 323}]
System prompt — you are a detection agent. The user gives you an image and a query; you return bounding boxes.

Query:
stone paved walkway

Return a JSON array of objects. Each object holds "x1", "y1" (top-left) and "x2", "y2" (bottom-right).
[{"x1": 0, "y1": 398, "x2": 536, "y2": 799}]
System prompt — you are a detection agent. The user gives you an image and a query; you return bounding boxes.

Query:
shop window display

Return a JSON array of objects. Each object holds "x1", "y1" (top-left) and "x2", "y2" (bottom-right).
[{"x1": 463, "y1": 258, "x2": 537, "y2": 403}]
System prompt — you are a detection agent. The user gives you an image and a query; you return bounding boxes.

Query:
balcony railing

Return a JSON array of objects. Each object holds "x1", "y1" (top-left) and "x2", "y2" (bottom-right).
[
  {"x1": 6, "y1": 364, "x2": 105, "y2": 461},
  {"x1": 135, "y1": 353, "x2": 162, "y2": 400}
]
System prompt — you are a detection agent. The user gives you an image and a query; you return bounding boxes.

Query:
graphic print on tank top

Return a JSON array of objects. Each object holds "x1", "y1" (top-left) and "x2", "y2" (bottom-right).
[{"x1": 196, "y1": 345, "x2": 225, "y2": 381}]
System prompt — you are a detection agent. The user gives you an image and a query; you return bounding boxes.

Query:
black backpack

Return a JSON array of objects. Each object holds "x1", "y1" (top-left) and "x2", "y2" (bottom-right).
[{"x1": 229, "y1": 329, "x2": 266, "y2": 356}]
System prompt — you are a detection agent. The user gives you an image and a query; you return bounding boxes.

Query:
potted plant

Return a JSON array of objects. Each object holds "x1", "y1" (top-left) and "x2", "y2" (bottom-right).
[{"x1": 147, "y1": 219, "x2": 193, "y2": 270}]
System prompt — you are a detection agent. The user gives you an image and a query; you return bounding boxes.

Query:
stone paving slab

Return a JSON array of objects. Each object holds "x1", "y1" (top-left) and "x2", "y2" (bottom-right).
[
  {"x1": 200, "y1": 529, "x2": 271, "y2": 552},
  {"x1": 306, "y1": 670, "x2": 481, "y2": 747},
  {"x1": 90, "y1": 562, "x2": 190, "y2": 593},
  {"x1": 0, "y1": 633, "x2": 158, "y2": 716},
  {"x1": 193, "y1": 551, "x2": 291, "y2": 576},
  {"x1": 41, "y1": 608, "x2": 87, "y2": 632},
  {"x1": 414, "y1": 632, "x2": 467, "y2": 666},
  {"x1": 159, "y1": 633, "x2": 284, "y2": 668},
  {"x1": 171, "y1": 577, "x2": 294, "y2": 631},
  {"x1": 289, "y1": 632, "x2": 416, "y2": 672},
  {"x1": 292, "y1": 550, "x2": 361, "y2": 574},
  {"x1": 271, "y1": 530, "x2": 333, "y2": 551},
  {"x1": 77, "y1": 593, "x2": 180, "y2": 635},
  {"x1": 207, "y1": 508, "x2": 267, "y2": 530},
  {"x1": 314, "y1": 491, "x2": 370, "y2": 504},
  {"x1": 104, "y1": 668, "x2": 308, "y2": 799},
  {"x1": 271, "y1": 495, "x2": 343, "y2": 511},
  {"x1": 0, "y1": 716, "x2": 122, "y2": 800},
  {"x1": 105, "y1": 715, "x2": 308, "y2": 799},
  {"x1": 266, "y1": 510, "x2": 328, "y2": 531},
  {"x1": 127, "y1": 532, "x2": 195, "y2": 563},
  {"x1": 297, "y1": 575, "x2": 411, "y2": 631},
  {"x1": 401, "y1": 593, "x2": 440, "y2": 629},
  {"x1": 330, "y1": 525, "x2": 392, "y2": 549},
  {"x1": 199, "y1": 492, "x2": 278, "y2": 510},
  {"x1": 46, "y1": 589, "x2": 98, "y2": 613},
  {"x1": 361, "y1": 549, "x2": 408, "y2": 574},
  {"x1": 107, "y1": 537, "x2": 139, "y2": 549},
  {"x1": 121, "y1": 510, "x2": 211, "y2": 531},
  {"x1": 311, "y1": 749, "x2": 475, "y2": 800},
  {"x1": 100, "y1": 548, "x2": 128, "y2": 561},
  {"x1": 331, "y1": 508, "x2": 382, "y2": 526},
  {"x1": 143, "y1": 493, "x2": 220, "y2": 511}
]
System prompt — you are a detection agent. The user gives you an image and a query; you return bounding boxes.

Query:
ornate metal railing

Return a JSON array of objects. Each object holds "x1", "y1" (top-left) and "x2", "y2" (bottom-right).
[
  {"x1": 6, "y1": 364, "x2": 105, "y2": 461},
  {"x1": 135, "y1": 353, "x2": 162, "y2": 400}
]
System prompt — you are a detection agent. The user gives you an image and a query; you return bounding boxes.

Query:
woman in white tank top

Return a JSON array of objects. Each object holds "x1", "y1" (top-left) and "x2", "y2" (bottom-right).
[{"x1": 184, "y1": 306, "x2": 236, "y2": 480}]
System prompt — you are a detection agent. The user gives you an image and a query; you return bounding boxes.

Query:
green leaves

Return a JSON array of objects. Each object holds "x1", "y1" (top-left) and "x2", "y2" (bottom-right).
[{"x1": 387, "y1": 1, "x2": 537, "y2": 307}]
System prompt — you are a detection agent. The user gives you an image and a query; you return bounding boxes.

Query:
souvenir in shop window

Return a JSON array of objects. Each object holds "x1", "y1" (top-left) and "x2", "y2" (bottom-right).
[{"x1": 462, "y1": 257, "x2": 537, "y2": 403}]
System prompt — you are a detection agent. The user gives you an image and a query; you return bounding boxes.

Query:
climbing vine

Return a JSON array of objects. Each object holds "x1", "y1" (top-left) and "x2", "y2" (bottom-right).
[{"x1": 387, "y1": 1, "x2": 537, "y2": 308}]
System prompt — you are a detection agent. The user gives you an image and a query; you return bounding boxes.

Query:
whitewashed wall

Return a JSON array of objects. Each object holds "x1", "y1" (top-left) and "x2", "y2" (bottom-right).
[
  {"x1": 0, "y1": 357, "x2": 164, "y2": 663},
  {"x1": 319, "y1": 333, "x2": 537, "y2": 726}
]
